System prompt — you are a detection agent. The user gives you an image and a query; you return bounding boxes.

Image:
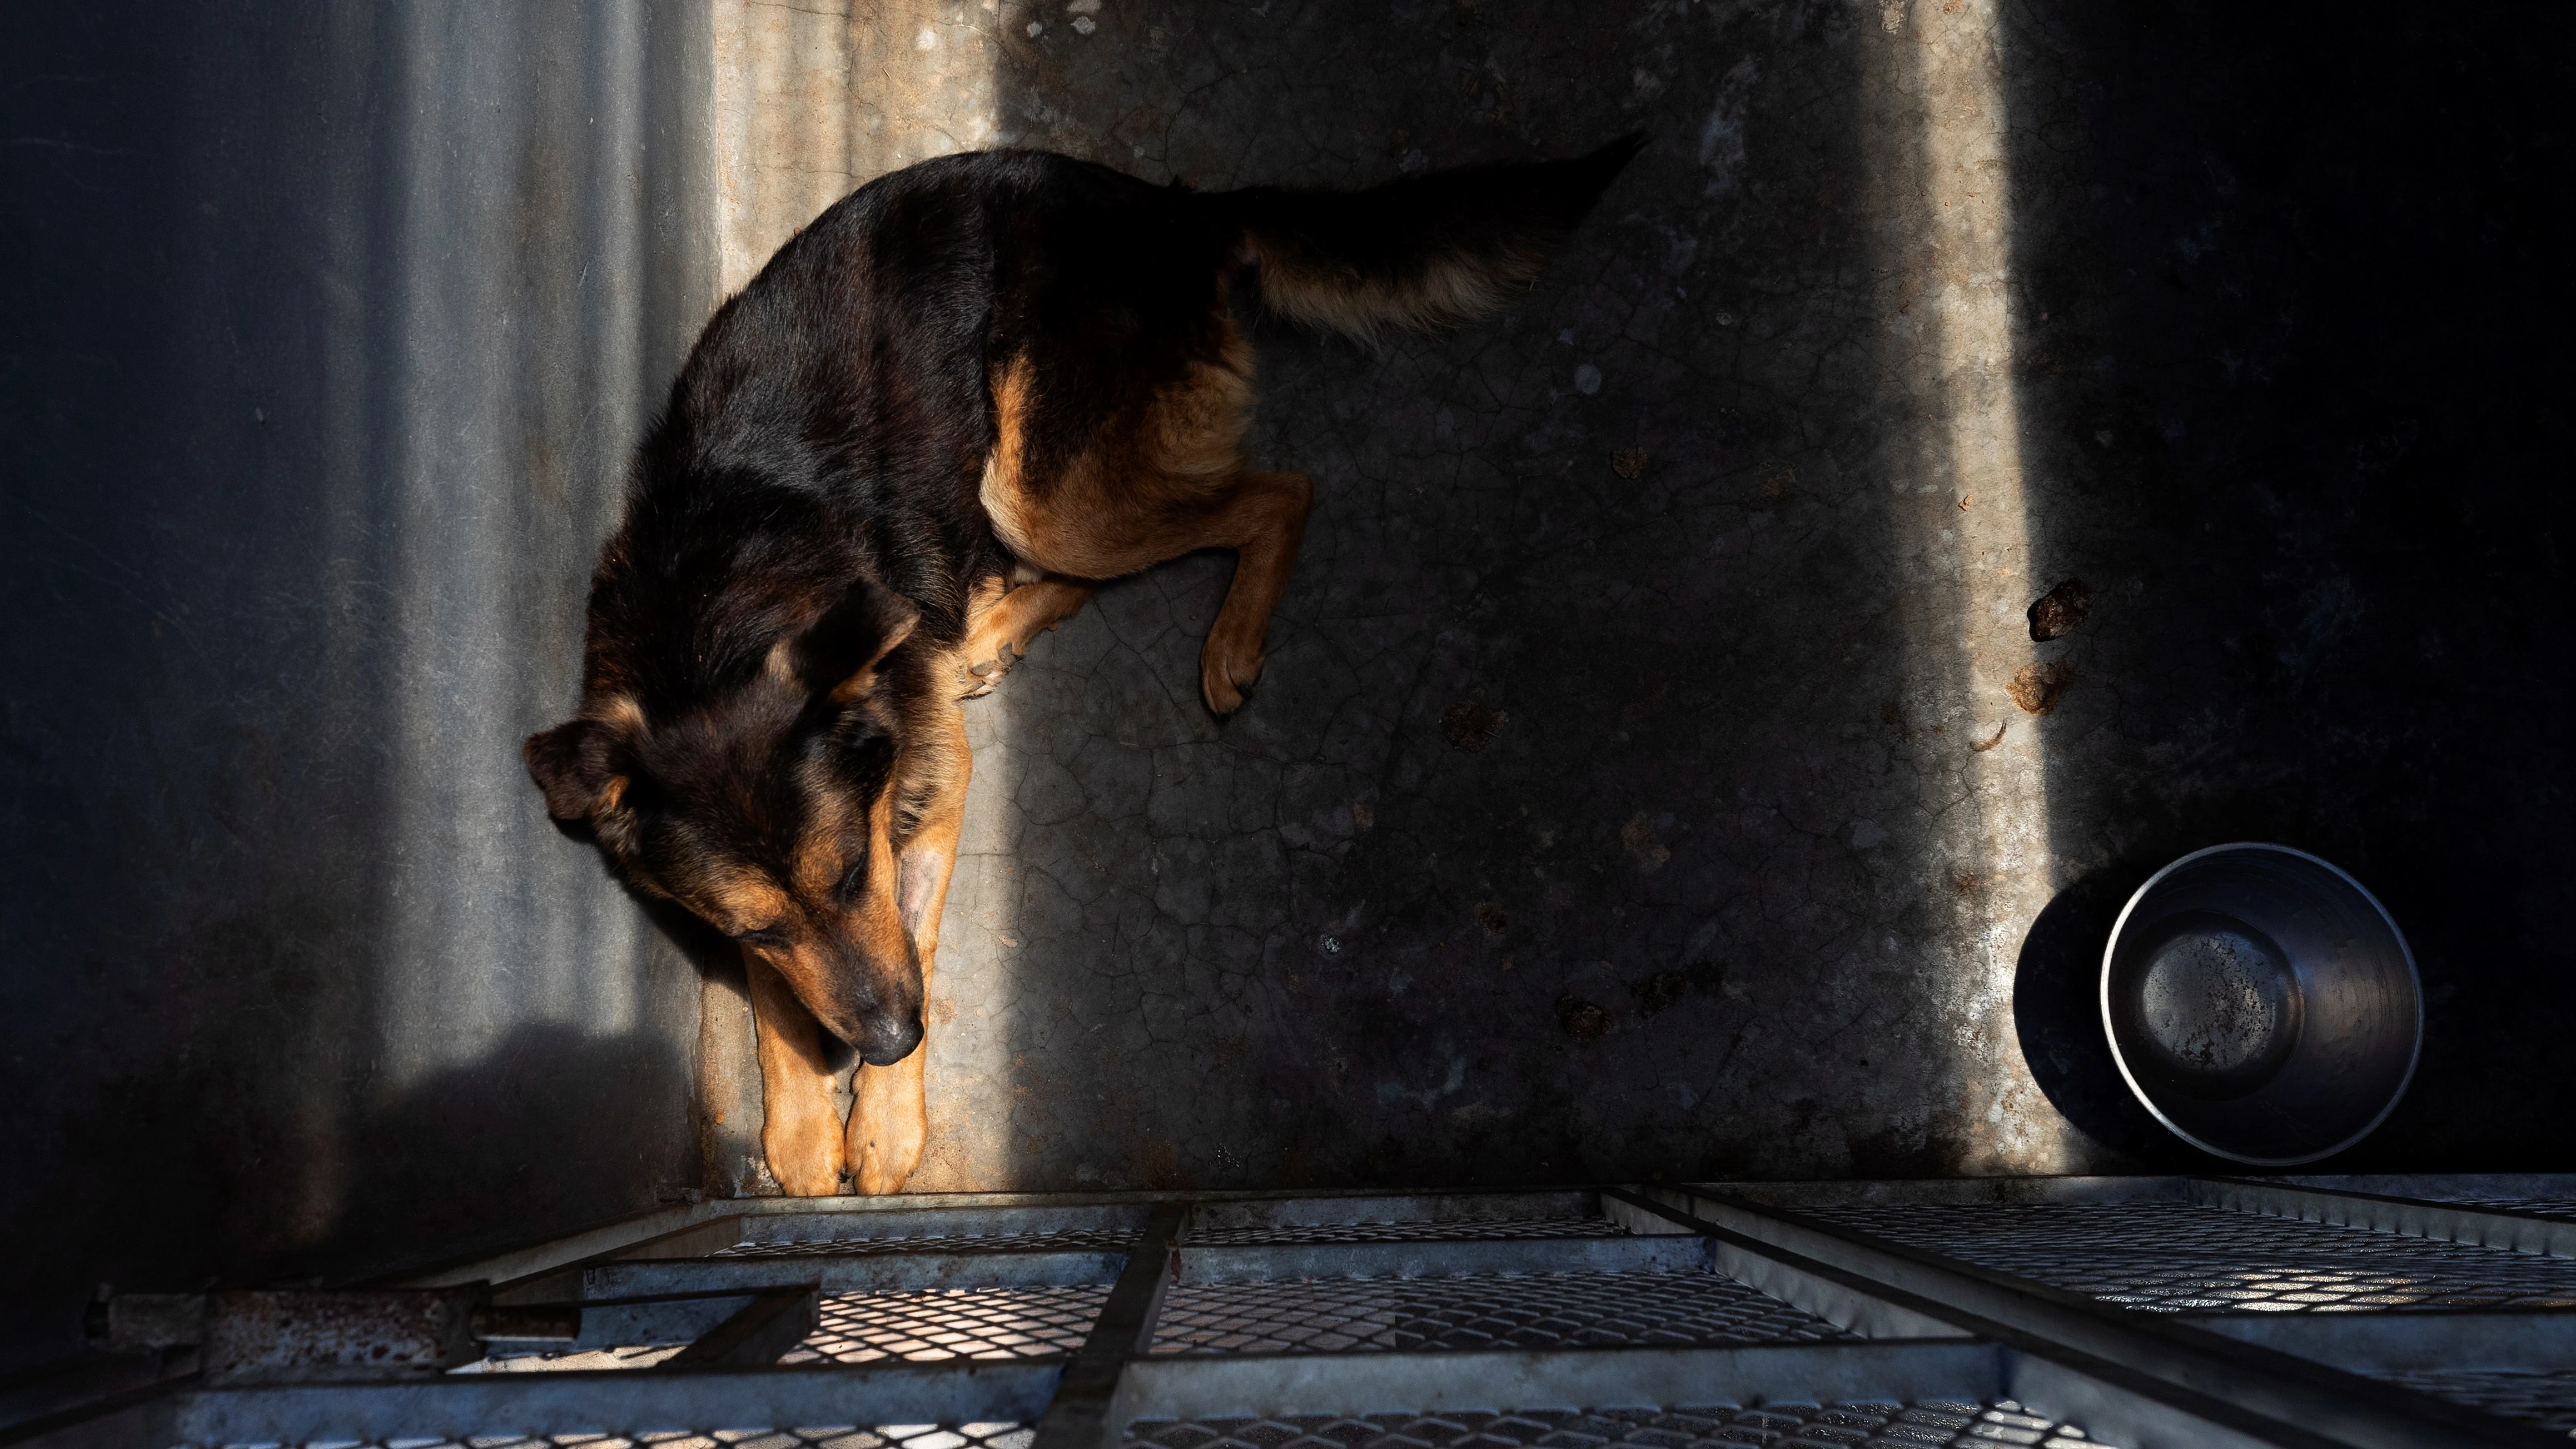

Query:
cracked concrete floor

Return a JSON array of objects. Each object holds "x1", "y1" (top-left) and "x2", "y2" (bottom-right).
[{"x1": 700, "y1": 0, "x2": 2576, "y2": 1191}]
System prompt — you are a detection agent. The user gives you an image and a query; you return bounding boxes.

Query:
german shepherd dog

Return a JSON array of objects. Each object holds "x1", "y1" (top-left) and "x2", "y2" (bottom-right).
[{"x1": 526, "y1": 137, "x2": 1640, "y2": 1195}]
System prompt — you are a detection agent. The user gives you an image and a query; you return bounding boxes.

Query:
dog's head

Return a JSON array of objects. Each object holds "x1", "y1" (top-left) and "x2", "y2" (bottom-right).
[{"x1": 525, "y1": 577, "x2": 928, "y2": 1065}]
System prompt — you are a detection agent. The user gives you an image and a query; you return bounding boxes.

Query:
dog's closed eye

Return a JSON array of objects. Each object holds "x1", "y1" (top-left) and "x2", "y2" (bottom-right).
[
  {"x1": 735, "y1": 926, "x2": 787, "y2": 948},
  {"x1": 837, "y1": 859, "x2": 868, "y2": 904}
]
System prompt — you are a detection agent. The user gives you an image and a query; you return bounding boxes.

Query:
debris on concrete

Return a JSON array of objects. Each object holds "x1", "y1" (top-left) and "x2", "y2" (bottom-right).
[
  {"x1": 2007, "y1": 661, "x2": 2079, "y2": 716},
  {"x1": 1554, "y1": 996, "x2": 1610, "y2": 1041},
  {"x1": 2027, "y1": 579, "x2": 2094, "y2": 641}
]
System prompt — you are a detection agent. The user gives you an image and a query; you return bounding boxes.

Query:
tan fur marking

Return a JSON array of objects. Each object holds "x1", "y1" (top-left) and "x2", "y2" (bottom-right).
[
  {"x1": 592, "y1": 693, "x2": 648, "y2": 736},
  {"x1": 1250, "y1": 240, "x2": 1551, "y2": 346},
  {"x1": 827, "y1": 609, "x2": 919, "y2": 704},
  {"x1": 848, "y1": 786, "x2": 912, "y2": 968},
  {"x1": 764, "y1": 635, "x2": 801, "y2": 689},
  {"x1": 845, "y1": 693, "x2": 970, "y2": 1194},
  {"x1": 575, "y1": 695, "x2": 648, "y2": 825},
  {"x1": 702, "y1": 872, "x2": 790, "y2": 935},
  {"x1": 977, "y1": 358, "x2": 1042, "y2": 563},
  {"x1": 790, "y1": 813, "x2": 842, "y2": 904}
]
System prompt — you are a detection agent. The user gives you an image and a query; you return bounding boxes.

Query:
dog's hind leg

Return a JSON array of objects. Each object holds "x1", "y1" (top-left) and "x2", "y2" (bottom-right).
[
  {"x1": 981, "y1": 343, "x2": 1312, "y2": 716},
  {"x1": 994, "y1": 466, "x2": 1312, "y2": 715},
  {"x1": 746, "y1": 953, "x2": 850, "y2": 1196},
  {"x1": 847, "y1": 691, "x2": 970, "y2": 1193},
  {"x1": 1196, "y1": 470, "x2": 1314, "y2": 715}
]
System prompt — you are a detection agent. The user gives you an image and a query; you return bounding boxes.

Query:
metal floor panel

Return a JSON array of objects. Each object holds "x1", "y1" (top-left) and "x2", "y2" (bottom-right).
[
  {"x1": 2366, "y1": 1370, "x2": 2576, "y2": 1437},
  {"x1": 1147, "y1": 1271, "x2": 1856, "y2": 1356},
  {"x1": 198, "y1": 1422, "x2": 1040, "y2": 1449},
  {"x1": 1185, "y1": 1218, "x2": 1628, "y2": 1246},
  {"x1": 1804, "y1": 1200, "x2": 2576, "y2": 1312},
  {"x1": 62, "y1": 1182, "x2": 2562, "y2": 1449},
  {"x1": 717, "y1": 1231, "x2": 1144, "y2": 1259},
  {"x1": 782, "y1": 1288, "x2": 1113, "y2": 1365},
  {"x1": 1122, "y1": 1402, "x2": 2098, "y2": 1449}
]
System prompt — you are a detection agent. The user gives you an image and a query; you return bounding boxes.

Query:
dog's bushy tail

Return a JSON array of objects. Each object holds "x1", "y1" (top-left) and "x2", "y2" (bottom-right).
[{"x1": 1211, "y1": 133, "x2": 1645, "y2": 345}]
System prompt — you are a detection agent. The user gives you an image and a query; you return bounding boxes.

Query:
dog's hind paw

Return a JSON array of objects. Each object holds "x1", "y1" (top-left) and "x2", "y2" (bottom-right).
[
  {"x1": 1200, "y1": 638, "x2": 1266, "y2": 716},
  {"x1": 957, "y1": 640, "x2": 1023, "y2": 698}
]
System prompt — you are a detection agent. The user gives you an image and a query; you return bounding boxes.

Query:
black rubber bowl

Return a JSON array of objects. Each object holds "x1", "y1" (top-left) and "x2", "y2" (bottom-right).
[{"x1": 2100, "y1": 843, "x2": 2421, "y2": 1166}]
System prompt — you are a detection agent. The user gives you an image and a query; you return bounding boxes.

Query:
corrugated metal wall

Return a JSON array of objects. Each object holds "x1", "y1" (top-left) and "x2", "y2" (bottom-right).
[{"x1": 0, "y1": 2, "x2": 715, "y2": 1372}]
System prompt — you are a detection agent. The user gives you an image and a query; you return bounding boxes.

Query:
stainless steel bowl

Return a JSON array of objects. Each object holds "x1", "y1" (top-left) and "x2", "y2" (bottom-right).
[{"x1": 2100, "y1": 843, "x2": 2421, "y2": 1166}]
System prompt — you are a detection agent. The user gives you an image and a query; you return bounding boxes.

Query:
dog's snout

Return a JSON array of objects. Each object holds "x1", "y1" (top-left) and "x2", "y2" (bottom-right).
[
  {"x1": 779, "y1": 929, "x2": 923, "y2": 1064},
  {"x1": 858, "y1": 1008, "x2": 924, "y2": 1067}
]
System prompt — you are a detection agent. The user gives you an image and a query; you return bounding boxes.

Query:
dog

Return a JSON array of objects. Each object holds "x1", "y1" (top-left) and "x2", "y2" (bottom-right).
[{"x1": 525, "y1": 137, "x2": 1642, "y2": 1195}]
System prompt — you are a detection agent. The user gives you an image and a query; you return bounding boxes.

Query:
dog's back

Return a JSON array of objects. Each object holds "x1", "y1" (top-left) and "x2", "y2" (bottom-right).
[{"x1": 614, "y1": 138, "x2": 1645, "y2": 662}]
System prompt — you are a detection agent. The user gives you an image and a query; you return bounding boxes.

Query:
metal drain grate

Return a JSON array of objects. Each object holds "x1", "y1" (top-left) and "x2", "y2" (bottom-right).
[
  {"x1": 1807, "y1": 1201, "x2": 2576, "y2": 1312},
  {"x1": 1125, "y1": 1402, "x2": 2101, "y2": 1449},
  {"x1": 779, "y1": 1287, "x2": 1110, "y2": 1363},
  {"x1": 717, "y1": 1228, "x2": 1138, "y2": 1258},
  {"x1": 1187, "y1": 1218, "x2": 1628, "y2": 1245},
  {"x1": 2368, "y1": 1370, "x2": 2576, "y2": 1436},
  {"x1": 201, "y1": 1423, "x2": 1037, "y2": 1449},
  {"x1": 1148, "y1": 1270, "x2": 1856, "y2": 1355}
]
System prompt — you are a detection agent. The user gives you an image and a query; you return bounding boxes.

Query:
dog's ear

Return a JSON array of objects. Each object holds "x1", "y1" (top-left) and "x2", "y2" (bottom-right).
[
  {"x1": 524, "y1": 716, "x2": 634, "y2": 821},
  {"x1": 792, "y1": 576, "x2": 920, "y2": 702}
]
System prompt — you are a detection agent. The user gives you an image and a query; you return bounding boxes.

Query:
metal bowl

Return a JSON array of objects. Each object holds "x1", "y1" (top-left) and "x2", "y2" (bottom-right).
[{"x1": 2100, "y1": 843, "x2": 2420, "y2": 1166}]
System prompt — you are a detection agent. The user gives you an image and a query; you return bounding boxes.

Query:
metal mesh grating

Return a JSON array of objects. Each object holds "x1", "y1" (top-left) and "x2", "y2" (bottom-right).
[
  {"x1": 201, "y1": 1421, "x2": 1037, "y2": 1449},
  {"x1": 2369, "y1": 1370, "x2": 2576, "y2": 1436},
  {"x1": 1806, "y1": 1201, "x2": 2576, "y2": 1312},
  {"x1": 1125, "y1": 1402, "x2": 2103, "y2": 1449},
  {"x1": 717, "y1": 1228, "x2": 1137, "y2": 1258},
  {"x1": 779, "y1": 1286, "x2": 1108, "y2": 1363},
  {"x1": 1187, "y1": 1217, "x2": 1628, "y2": 1245},
  {"x1": 1148, "y1": 1270, "x2": 1856, "y2": 1355}
]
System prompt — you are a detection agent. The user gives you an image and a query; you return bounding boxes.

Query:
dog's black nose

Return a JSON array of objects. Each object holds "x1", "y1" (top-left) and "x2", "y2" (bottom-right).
[{"x1": 857, "y1": 1009, "x2": 923, "y2": 1067}]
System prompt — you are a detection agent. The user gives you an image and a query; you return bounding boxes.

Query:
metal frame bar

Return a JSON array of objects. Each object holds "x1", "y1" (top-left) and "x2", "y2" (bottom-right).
[
  {"x1": 2195, "y1": 1177, "x2": 2576, "y2": 1259},
  {"x1": 665, "y1": 1288, "x2": 821, "y2": 1368},
  {"x1": 1117, "y1": 1340, "x2": 2005, "y2": 1424},
  {"x1": 2190, "y1": 1311, "x2": 2576, "y2": 1374},
  {"x1": 1169, "y1": 1234, "x2": 1699, "y2": 1282},
  {"x1": 1650, "y1": 1183, "x2": 2553, "y2": 1449},
  {"x1": 1600, "y1": 1187, "x2": 2346, "y2": 1449},
  {"x1": 1033, "y1": 1203, "x2": 1185, "y2": 1449},
  {"x1": 406, "y1": 1187, "x2": 1615, "y2": 1290},
  {"x1": 181, "y1": 1362, "x2": 1062, "y2": 1444},
  {"x1": 581, "y1": 1249, "x2": 1131, "y2": 1295}
]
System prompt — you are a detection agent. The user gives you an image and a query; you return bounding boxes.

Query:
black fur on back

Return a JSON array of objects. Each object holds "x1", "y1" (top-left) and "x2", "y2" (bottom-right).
[
  {"x1": 581, "y1": 151, "x2": 1244, "y2": 718},
  {"x1": 576, "y1": 139, "x2": 1642, "y2": 719}
]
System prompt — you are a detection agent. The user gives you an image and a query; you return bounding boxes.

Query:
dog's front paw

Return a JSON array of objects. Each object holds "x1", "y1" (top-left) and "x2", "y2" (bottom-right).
[
  {"x1": 763, "y1": 1112, "x2": 849, "y2": 1197},
  {"x1": 847, "y1": 1106, "x2": 926, "y2": 1194}
]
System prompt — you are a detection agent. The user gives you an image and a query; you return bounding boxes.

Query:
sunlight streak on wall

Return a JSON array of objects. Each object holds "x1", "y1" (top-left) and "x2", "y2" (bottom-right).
[
  {"x1": 1871, "y1": 0, "x2": 2074, "y2": 1169},
  {"x1": 704, "y1": 0, "x2": 1018, "y2": 1190},
  {"x1": 713, "y1": 0, "x2": 1004, "y2": 293}
]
